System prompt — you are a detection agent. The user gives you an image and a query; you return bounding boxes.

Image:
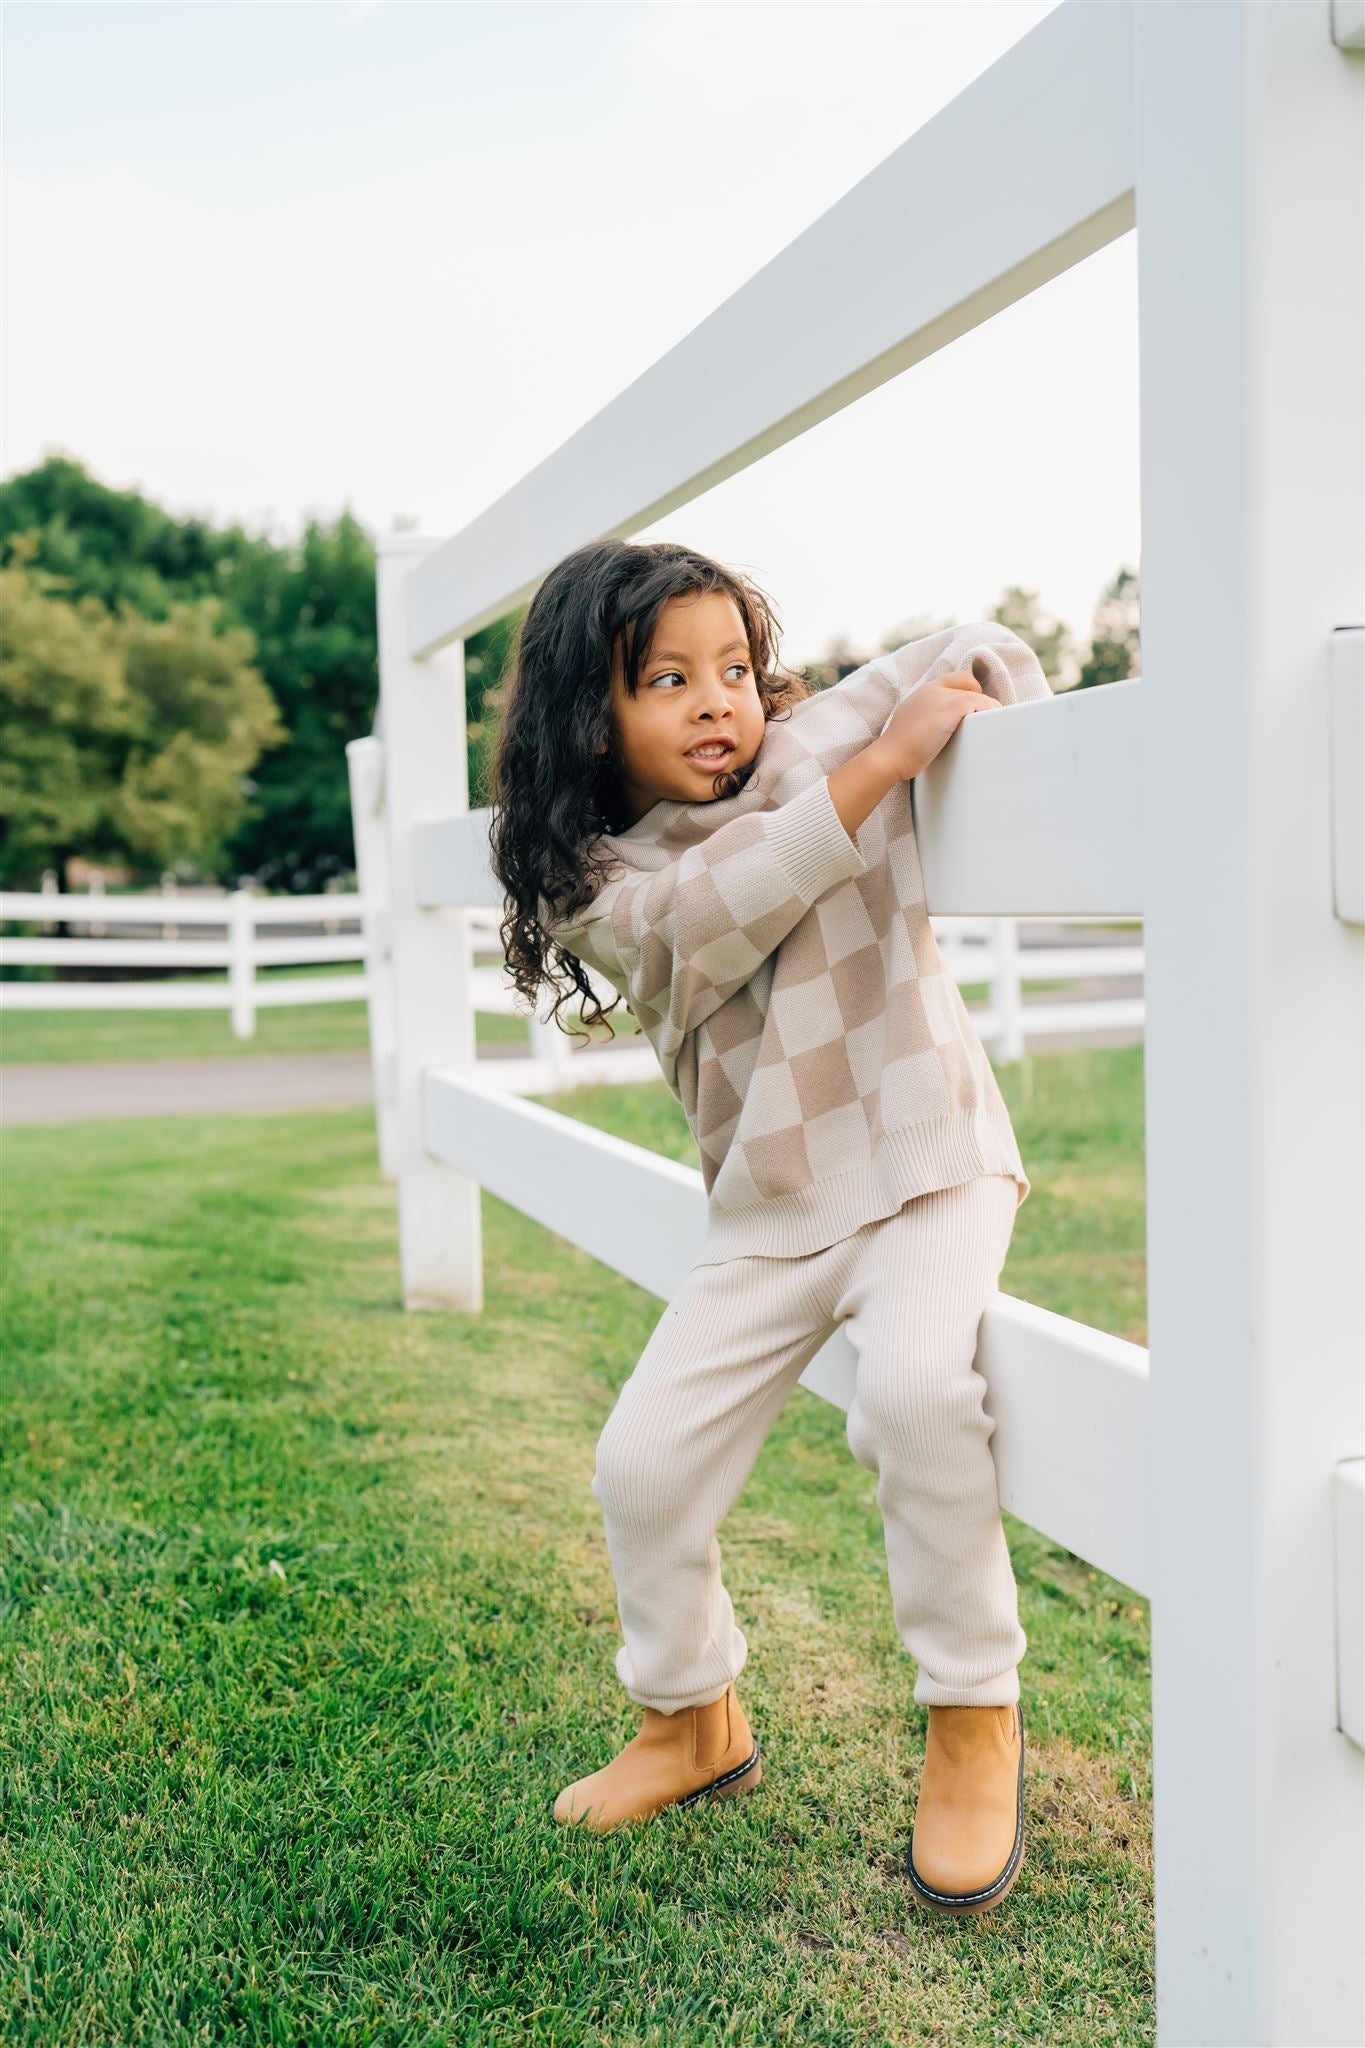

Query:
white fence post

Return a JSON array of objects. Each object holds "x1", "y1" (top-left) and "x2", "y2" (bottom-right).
[
  {"x1": 346, "y1": 734, "x2": 399, "y2": 1180},
  {"x1": 989, "y1": 915, "x2": 1025, "y2": 1062},
  {"x1": 40, "y1": 869, "x2": 58, "y2": 935},
  {"x1": 313, "y1": 8, "x2": 1362, "y2": 2029},
  {"x1": 1135, "y1": 7, "x2": 1363, "y2": 2043},
  {"x1": 228, "y1": 888, "x2": 255, "y2": 1039},
  {"x1": 526, "y1": 1003, "x2": 575, "y2": 1092},
  {"x1": 375, "y1": 533, "x2": 482, "y2": 1311}
]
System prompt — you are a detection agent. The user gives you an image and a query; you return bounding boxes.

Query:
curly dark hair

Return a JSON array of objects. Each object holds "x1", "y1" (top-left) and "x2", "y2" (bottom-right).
[{"x1": 486, "y1": 537, "x2": 812, "y2": 1044}]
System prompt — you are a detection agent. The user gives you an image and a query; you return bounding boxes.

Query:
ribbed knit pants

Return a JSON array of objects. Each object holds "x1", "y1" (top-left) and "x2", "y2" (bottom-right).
[{"x1": 589, "y1": 1172, "x2": 1026, "y2": 1714}]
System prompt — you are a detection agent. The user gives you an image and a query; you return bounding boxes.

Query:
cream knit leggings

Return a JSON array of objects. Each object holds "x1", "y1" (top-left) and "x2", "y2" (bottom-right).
[{"x1": 590, "y1": 1172, "x2": 1026, "y2": 1714}]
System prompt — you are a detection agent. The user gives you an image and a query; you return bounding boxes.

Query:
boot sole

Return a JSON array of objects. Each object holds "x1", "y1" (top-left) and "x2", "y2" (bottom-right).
[
  {"x1": 551, "y1": 1742, "x2": 764, "y2": 1831},
  {"x1": 905, "y1": 1704, "x2": 1026, "y2": 1916},
  {"x1": 674, "y1": 1741, "x2": 763, "y2": 1809}
]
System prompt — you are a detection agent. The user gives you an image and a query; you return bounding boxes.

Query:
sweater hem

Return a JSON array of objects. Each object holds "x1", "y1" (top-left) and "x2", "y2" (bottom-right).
[{"x1": 692, "y1": 1110, "x2": 1030, "y2": 1264}]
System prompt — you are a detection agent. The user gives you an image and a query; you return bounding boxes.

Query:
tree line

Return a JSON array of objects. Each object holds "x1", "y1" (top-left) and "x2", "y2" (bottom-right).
[{"x1": 0, "y1": 455, "x2": 1140, "y2": 892}]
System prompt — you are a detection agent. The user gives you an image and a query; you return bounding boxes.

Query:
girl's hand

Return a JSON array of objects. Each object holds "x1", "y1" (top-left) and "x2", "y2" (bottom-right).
[{"x1": 875, "y1": 668, "x2": 1001, "y2": 781}]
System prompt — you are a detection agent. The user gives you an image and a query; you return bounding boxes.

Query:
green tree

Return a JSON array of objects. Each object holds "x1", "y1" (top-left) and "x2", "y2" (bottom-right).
[
  {"x1": 1, "y1": 459, "x2": 380, "y2": 889},
  {"x1": 985, "y1": 585, "x2": 1074, "y2": 689},
  {"x1": 1, "y1": 457, "x2": 513, "y2": 888},
  {"x1": 216, "y1": 509, "x2": 381, "y2": 889},
  {"x1": 467, "y1": 609, "x2": 525, "y2": 808},
  {"x1": 0, "y1": 546, "x2": 129, "y2": 885},
  {"x1": 0, "y1": 453, "x2": 242, "y2": 619},
  {"x1": 1074, "y1": 566, "x2": 1141, "y2": 689},
  {"x1": 112, "y1": 594, "x2": 285, "y2": 875},
  {"x1": 0, "y1": 541, "x2": 283, "y2": 887},
  {"x1": 880, "y1": 610, "x2": 958, "y2": 656}
]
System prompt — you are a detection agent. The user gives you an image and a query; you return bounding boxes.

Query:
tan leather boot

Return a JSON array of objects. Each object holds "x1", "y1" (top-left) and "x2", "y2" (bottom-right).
[
  {"x1": 552, "y1": 1680, "x2": 763, "y2": 1833},
  {"x1": 905, "y1": 1702, "x2": 1026, "y2": 1915}
]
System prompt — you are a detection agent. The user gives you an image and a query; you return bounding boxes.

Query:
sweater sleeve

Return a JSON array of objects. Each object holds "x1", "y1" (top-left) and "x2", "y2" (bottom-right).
[
  {"x1": 831, "y1": 621, "x2": 1055, "y2": 733},
  {"x1": 562, "y1": 773, "x2": 867, "y2": 1050}
]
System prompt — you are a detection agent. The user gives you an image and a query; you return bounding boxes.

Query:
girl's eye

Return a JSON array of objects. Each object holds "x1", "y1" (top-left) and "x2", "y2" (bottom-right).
[{"x1": 648, "y1": 663, "x2": 750, "y2": 689}]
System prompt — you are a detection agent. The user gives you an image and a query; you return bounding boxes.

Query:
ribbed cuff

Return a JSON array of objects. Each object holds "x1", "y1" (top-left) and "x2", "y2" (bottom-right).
[{"x1": 765, "y1": 773, "x2": 867, "y2": 903}]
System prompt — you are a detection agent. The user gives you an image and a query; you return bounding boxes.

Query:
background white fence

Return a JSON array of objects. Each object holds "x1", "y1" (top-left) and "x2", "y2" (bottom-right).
[
  {"x1": 0, "y1": 888, "x2": 368, "y2": 1039},
  {"x1": 1, "y1": 887, "x2": 1145, "y2": 1067},
  {"x1": 345, "y1": 7, "x2": 1364, "y2": 2042}
]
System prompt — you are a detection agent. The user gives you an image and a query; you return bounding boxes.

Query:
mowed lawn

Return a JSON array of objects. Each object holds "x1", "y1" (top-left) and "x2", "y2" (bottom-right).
[
  {"x1": 1, "y1": 1048, "x2": 1151, "y2": 2047},
  {"x1": 0, "y1": 962, "x2": 533, "y2": 1065}
]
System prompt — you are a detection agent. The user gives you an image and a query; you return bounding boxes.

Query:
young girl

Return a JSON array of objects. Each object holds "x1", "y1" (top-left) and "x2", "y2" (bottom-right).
[{"x1": 487, "y1": 538, "x2": 1051, "y2": 1916}]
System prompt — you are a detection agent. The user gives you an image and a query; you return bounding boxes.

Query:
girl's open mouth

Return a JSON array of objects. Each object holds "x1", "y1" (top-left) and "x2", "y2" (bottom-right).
[{"x1": 683, "y1": 741, "x2": 735, "y2": 765}]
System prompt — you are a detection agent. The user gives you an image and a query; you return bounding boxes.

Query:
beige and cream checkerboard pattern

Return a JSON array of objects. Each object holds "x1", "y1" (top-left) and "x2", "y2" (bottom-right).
[{"x1": 550, "y1": 621, "x2": 1054, "y2": 1262}]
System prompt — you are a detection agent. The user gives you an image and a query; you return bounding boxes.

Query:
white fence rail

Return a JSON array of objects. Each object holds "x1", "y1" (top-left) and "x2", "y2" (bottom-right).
[
  {"x1": 0, "y1": 889, "x2": 368, "y2": 1038},
  {"x1": 462, "y1": 902, "x2": 1147, "y2": 1079},
  {"x1": 348, "y1": 8, "x2": 1364, "y2": 2039},
  {"x1": 2, "y1": 888, "x2": 1146, "y2": 1066}
]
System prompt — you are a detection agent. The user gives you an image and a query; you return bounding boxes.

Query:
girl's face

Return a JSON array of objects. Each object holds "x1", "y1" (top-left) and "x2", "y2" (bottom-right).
[{"x1": 602, "y1": 590, "x2": 768, "y2": 825}]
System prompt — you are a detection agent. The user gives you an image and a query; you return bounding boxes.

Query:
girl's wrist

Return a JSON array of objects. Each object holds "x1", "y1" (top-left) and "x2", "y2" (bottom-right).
[
  {"x1": 827, "y1": 739, "x2": 904, "y2": 839},
  {"x1": 866, "y1": 734, "x2": 917, "y2": 783}
]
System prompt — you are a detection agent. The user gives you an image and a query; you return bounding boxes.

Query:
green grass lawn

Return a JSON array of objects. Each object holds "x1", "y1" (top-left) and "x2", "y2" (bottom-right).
[
  {"x1": 1, "y1": 1048, "x2": 1151, "y2": 2045},
  {"x1": 0, "y1": 999, "x2": 534, "y2": 1065},
  {"x1": 0, "y1": 962, "x2": 539, "y2": 1065}
]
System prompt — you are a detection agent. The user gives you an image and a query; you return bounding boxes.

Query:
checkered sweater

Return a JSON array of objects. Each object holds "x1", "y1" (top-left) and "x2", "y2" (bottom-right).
[{"x1": 550, "y1": 621, "x2": 1052, "y2": 1264}]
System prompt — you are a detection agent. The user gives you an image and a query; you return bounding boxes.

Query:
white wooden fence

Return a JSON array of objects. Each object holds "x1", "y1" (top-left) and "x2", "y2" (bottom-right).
[
  {"x1": 1, "y1": 885, "x2": 1145, "y2": 1064},
  {"x1": 0, "y1": 888, "x2": 368, "y2": 1038},
  {"x1": 460, "y1": 905, "x2": 1147, "y2": 1088},
  {"x1": 145, "y1": 6, "x2": 1365, "y2": 2037}
]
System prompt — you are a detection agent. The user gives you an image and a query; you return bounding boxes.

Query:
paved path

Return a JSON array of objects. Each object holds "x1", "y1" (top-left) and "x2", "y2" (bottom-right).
[
  {"x1": 0, "y1": 1039, "x2": 649, "y2": 1126},
  {"x1": 2, "y1": 1049, "x2": 380, "y2": 1125},
  {"x1": 2, "y1": 1003, "x2": 1143, "y2": 1127},
  {"x1": 3, "y1": 959, "x2": 1144, "y2": 1129}
]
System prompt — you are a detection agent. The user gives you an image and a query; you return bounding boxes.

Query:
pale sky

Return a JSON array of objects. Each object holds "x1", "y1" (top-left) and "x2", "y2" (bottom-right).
[{"x1": 2, "y1": 0, "x2": 1140, "y2": 675}]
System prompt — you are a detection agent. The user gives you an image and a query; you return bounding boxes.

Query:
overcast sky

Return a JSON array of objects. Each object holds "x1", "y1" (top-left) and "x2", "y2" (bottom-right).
[{"x1": 3, "y1": 0, "x2": 1140, "y2": 672}]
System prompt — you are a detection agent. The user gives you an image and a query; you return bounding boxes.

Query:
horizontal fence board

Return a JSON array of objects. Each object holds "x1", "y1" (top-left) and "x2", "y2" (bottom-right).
[
  {"x1": 403, "y1": 2, "x2": 1135, "y2": 653},
  {"x1": 251, "y1": 937, "x2": 366, "y2": 966},
  {"x1": 3, "y1": 936, "x2": 367, "y2": 970},
  {"x1": 462, "y1": 1046, "x2": 663, "y2": 1093},
  {"x1": 1007, "y1": 945, "x2": 1145, "y2": 980},
  {"x1": 416, "y1": 812, "x2": 501, "y2": 910},
  {"x1": 425, "y1": 1067, "x2": 707, "y2": 1298},
  {"x1": 913, "y1": 678, "x2": 1145, "y2": 914},
  {"x1": 1, "y1": 892, "x2": 235, "y2": 925},
  {"x1": 468, "y1": 968, "x2": 533, "y2": 1016},
  {"x1": 250, "y1": 975, "x2": 368, "y2": 1008},
  {"x1": 0, "y1": 981, "x2": 246, "y2": 1012},
  {"x1": 0, "y1": 975, "x2": 367, "y2": 1012},
  {"x1": 246, "y1": 896, "x2": 363, "y2": 924},
  {"x1": 416, "y1": 685, "x2": 1145, "y2": 919},
  {"x1": 1, "y1": 938, "x2": 233, "y2": 968},
  {"x1": 425, "y1": 1070, "x2": 1150, "y2": 1590},
  {"x1": 0, "y1": 892, "x2": 363, "y2": 926}
]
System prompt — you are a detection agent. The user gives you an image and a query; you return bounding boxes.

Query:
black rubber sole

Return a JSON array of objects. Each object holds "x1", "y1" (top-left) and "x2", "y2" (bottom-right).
[
  {"x1": 905, "y1": 1703, "x2": 1026, "y2": 1915},
  {"x1": 674, "y1": 1740, "x2": 763, "y2": 1807}
]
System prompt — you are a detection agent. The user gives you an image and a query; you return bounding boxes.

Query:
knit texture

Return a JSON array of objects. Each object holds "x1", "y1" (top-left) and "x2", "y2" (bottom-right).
[
  {"x1": 549, "y1": 621, "x2": 1052, "y2": 1263},
  {"x1": 590, "y1": 1174, "x2": 1025, "y2": 1712}
]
